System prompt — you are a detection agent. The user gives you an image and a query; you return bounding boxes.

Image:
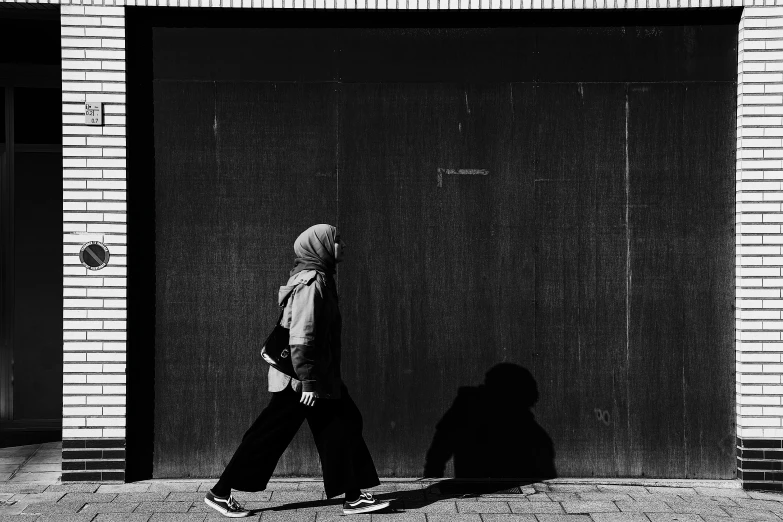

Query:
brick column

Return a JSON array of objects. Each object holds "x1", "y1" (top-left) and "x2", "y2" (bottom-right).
[
  {"x1": 61, "y1": 4, "x2": 127, "y2": 482},
  {"x1": 736, "y1": 6, "x2": 783, "y2": 492}
]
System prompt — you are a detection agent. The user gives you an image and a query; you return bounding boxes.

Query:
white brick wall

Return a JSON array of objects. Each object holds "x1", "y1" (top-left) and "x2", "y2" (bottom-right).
[
  {"x1": 60, "y1": 4, "x2": 127, "y2": 441},
  {"x1": 738, "y1": 7, "x2": 783, "y2": 440}
]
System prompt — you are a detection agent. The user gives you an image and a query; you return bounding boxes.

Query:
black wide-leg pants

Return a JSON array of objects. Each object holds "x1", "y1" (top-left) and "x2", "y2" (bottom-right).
[{"x1": 218, "y1": 384, "x2": 380, "y2": 499}]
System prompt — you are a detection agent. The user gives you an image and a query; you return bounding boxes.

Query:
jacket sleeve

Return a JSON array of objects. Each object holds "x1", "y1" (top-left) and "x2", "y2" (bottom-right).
[{"x1": 289, "y1": 279, "x2": 323, "y2": 392}]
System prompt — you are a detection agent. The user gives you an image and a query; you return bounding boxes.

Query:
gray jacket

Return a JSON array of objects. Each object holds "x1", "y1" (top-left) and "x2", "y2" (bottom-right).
[{"x1": 267, "y1": 269, "x2": 343, "y2": 399}]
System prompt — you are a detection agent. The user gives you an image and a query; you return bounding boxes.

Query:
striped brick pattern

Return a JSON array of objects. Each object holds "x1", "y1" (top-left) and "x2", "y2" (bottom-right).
[
  {"x1": 737, "y1": 8, "x2": 783, "y2": 438},
  {"x1": 736, "y1": 6, "x2": 783, "y2": 490},
  {"x1": 62, "y1": 438, "x2": 125, "y2": 482},
  {"x1": 60, "y1": 5, "x2": 127, "y2": 481}
]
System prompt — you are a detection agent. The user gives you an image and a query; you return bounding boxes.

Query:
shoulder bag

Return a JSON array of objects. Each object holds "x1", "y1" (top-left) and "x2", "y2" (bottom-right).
[{"x1": 260, "y1": 307, "x2": 297, "y2": 378}]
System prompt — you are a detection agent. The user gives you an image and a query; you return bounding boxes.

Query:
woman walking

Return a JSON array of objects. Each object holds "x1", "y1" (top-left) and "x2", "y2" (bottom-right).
[{"x1": 204, "y1": 224, "x2": 390, "y2": 518}]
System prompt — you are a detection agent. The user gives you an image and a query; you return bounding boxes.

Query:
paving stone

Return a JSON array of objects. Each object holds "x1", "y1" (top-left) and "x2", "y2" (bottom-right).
[
  {"x1": 11, "y1": 492, "x2": 65, "y2": 503},
  {"x1": 316, "y1": 513, "x2": 370, "y2": 522},
  {"x1": 46, "y1": 484, "x2": 100, "y2": 493},
  {"x1": 368, "y1": 484, "x2": 402, "y2": 493},
  {"x1": 136, "y1": 501, "x2": 195, "y2": 513},
  {"x1": 748, "y1": 491, "x2": 783, "y2": 502},
  {"x1": 628, "y1": 494, "x2": 678, "y2": 503},
  {"x1": 61, "y1": 492, "x2": 118, "y2": 503},
  {"x1": 0, "y1": 484, "x2": 48, "y2": 494},
  {"x1": 20, "y1": 500, "x2": 85, "y2": 514},
  {"x1": 597, "y1": 486, "x2": 650, "y2": 495},
  {"x1": 20, "y1": 465, "x2": 61, "y2": 473},
  {"x1": 192, "y1": 500, "x2": 281, "y2": 513},
  {"x1": 508, "y1": 502, "x2": 564, "y2": 514},
  {"x1": 271, "y1": 491, "x2": 324, "y2": 502},
  {"x1": 80, "y1": 502, "x2": 140, "y2": 514},
  {"x1": 646, "y1": 515, "x2": 704, "y2": 522},
  {"x1": 480, "y1": 514, "x2": 537, "y2": 522},
  {"x1": 264, "y1": 483, "x2": 303, "y2": 491},
  {"x1": 148, "y1": 515, "x2": 208, "y2": 522},
  {"x1": 37, "y1": 515, "x2": 96, "y2": 522},
  {"x1": 94, "y1": 515, "x2": 153, "y2": 522},
  {"x1": 382, "y1": 484, "x2": 427, "y2": 492},
  {"x1": 615, "y1": 501, "x2": 672, "y2": 512},
  {"x1": 261, "y1": 511, "x2": 317, "y2": 521},
  {"x1": 400, "y1": 500, "x2": 457, "y2": 513},
  {"x1": 472, "y1": 495, "x2": 529, "y2": 501},
  {"x1": 11, "y1": 473, "x2": 61, "y2": 482},
  {"x1": 547, "y1": 485, "x2": 600, "y2": 493},
  {"x1": 674, "y1": 496, "x2": 737, "y2": 506},
  {"x1": 455, "y1": 501, "x2": 510, "y2": 513},
  {"x1": 700, "y1": 517, "x2": 759, "y2": 522},
  {"x1": 0, "y1": 446, "x2": 38, "y2": 456},
  {"x1": 113, "y1": 492, "x2": 170, "y2": 503},
  {"x1": 561, "y1": 501, "x2": 619, "y2": 514},
  {"x1": 590, "y1": 514, "x2": 651, "y2": 522},
  {"x1": 0, "y1": 458, "x2": 31, "y2": 464},
  {"x1": 578, "y1": 492, "x2": 634, "y2": 501},
  {"x1": 646, "y1": 488, "x2": 697, "y2": 497},
  {"x1": 0, "y1": 501, "x2": 29, "y2": 516},
  {"x1": 534, "y1": 516, "x2": 593, "y2": 522},
  {"x1": 693, "y1": 487, "x2": 748, "y2": 498},
  {"x1": 425, "y1": 514, "x2": 483, "y2": 522},
  {"x1": 720, "y1": 506, "x2": 783, "y2": 520},
  {"x1": 734, "y1": 498, "x2": 783, "y2": 512},
  {"x1": 663, "y1": 502, "x2": 727, "y2": 516},
  {"x1": 367, "y1": 514, "x2": 425, "y2": 522},
  {"x1": 149, "y1": 483, "x2": 201, "y2": 493},
  {"x1": 26, "y1": 456, "x2": 61, "y2": 463},
  {"x1": 98, "y1": 484, "x2": 151, "y2": 494},
  {"x1": 524, "y1": 494, "x2": 552, "y2": 502},
  {"x1": 296, "y1": 482, "x2": 326, "y2": 491},
  {"x1": 546, "y1": 493, "x2": 581, "y2": 502}
]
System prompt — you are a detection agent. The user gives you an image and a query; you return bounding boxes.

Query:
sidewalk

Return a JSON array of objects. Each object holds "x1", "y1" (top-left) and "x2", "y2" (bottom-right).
[{"x1": 0, "y1": 443, "x2": 782, "y2": 521}]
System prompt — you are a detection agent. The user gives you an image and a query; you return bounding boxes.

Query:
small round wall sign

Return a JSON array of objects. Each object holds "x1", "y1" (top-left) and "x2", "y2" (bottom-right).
[{"x1": 80, "y1": 241, "x2": 110, "y2": 270}]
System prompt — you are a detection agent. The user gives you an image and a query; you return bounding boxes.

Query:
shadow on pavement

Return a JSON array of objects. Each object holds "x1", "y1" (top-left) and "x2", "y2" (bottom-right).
[{"x1": 253, "y1": 479, "x2": 540, "y2": 515}]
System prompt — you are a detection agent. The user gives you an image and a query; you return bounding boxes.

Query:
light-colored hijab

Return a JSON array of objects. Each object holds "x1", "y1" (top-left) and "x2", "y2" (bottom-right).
[{"x1": 290, "y1": 224, "x2": 337, "y2": 277}]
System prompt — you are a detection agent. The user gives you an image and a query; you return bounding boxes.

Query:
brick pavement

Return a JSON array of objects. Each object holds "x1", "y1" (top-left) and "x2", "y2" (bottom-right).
[{"x1": 0, "y1": 478, "x2": 781, "y2": 521}]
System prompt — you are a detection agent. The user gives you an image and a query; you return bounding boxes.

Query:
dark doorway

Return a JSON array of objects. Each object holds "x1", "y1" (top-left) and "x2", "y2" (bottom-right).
[
  {"x1": 0, "y1": 6, "x2": 63, "y2": 446},
  {"x1": 129, "y1": 9, "x2": 738, "y2": 479}
]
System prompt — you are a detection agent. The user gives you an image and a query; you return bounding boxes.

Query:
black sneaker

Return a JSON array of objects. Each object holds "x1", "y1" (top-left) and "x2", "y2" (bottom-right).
[
  {"x1": 343, "y1": 492, "x2": 391, "y2": 515},
  {"x1": 204, "y1": 490, "x2": 251, "y2": 518}
]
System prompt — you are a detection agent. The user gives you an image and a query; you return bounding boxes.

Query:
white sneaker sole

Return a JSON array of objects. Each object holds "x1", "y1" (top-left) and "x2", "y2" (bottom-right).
[
  {"x1": 204, "y1": 497, "x2": 251, "y2": 518},
  {"x1": 343, "y1": 500, "x2": 391, "y2": 515}
]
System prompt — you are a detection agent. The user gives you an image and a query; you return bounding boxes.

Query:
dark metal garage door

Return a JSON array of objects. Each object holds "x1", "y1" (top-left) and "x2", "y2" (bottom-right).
[{"x1": 147, "y1": 18, "x2": 737, "y2": 479}]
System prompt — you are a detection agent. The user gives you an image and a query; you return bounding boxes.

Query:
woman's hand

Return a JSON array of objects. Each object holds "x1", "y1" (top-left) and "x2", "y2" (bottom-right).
[{"x1": 300, "y1": 391, "x2": 320, "y2": 407}]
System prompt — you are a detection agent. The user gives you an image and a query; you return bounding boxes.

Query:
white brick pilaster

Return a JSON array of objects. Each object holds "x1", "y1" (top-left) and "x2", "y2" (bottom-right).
[{"x1": 61, "y1": 5, "x2": 127, "y2": 443}]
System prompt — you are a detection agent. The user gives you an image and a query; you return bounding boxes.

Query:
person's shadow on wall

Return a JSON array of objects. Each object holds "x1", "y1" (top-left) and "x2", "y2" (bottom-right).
[{"x1": 422, "y1": 363, "x2": 556, "y2": 495}]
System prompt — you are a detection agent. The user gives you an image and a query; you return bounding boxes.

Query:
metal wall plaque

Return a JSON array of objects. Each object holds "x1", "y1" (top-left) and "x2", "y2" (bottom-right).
[
  {"x1": 80, "y1": 241, "x2": 110, "y2": 270},
  {"x1": 85, "y1": 103, "x2": 103, "y2": 126}
]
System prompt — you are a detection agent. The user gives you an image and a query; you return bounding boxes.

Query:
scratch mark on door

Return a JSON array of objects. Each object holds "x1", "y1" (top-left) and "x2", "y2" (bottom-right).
[{"x1": 437, "y1": 168, "x2": 489, "y2": 188}]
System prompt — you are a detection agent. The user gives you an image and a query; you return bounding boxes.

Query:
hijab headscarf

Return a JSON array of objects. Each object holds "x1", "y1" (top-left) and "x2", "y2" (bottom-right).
[{"x1": 290, "y1": 224, "x2": 338, "y2": 278}]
